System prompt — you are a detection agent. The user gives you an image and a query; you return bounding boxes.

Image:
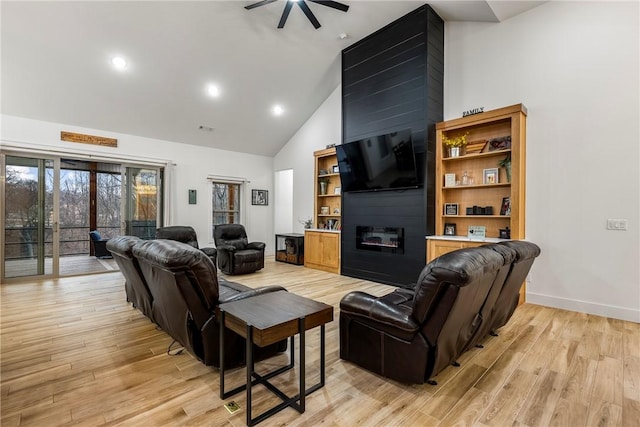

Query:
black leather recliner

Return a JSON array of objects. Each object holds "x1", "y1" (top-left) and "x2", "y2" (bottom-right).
[
  {"x1": 89, "y1": 230, "x2": 112, "y2": 259},
  {"x1": 156, "y1": 225, "x2": 217, "y2": 267},
  {"x1": 132, "y1": 238, "x2": 286, "y2": 367},
  {"x1": 106, "y1": 235, "x2": 154, "y2": 322},
  {"x1": 213, "y1": 224, "x2": 265, "y2": 275},
  {"x1": 339, "y1": 241, "x2": 540, "y2": 384}
]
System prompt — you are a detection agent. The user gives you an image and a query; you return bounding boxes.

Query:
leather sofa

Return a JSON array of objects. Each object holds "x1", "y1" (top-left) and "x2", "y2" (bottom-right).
[
  {"x1": 156, "y1": 225, "x2": 217, "y2": 267},
  {"x1": 339, "y1": 240, "x2": 540, "y2": 384},
  {"x1": 213, "y1": 224, "x2": 265, "y2": 275},
  {"x1": 107, "y1": 235, "x2": 154, "y2": 322},
  {"x1": 111, "y1": 236, "x2": 287, "y2": 367}
]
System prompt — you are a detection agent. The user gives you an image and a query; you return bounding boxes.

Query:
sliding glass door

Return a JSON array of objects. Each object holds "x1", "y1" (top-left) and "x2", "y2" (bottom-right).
[
  {"x1": 122, "y1": 166, "x2": 162, "y2": 240},
  {"x1": 2, "y1": 154, "x2": 59, "y2": 280},
  {"x1": 2, "y1": 153, "x2": 163, "y2": 282}
]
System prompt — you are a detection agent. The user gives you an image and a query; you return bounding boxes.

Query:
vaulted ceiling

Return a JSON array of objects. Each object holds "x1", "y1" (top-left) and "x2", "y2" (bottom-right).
[{"x1": 1, "y1": 1, "x2": 544, "y2": 156}]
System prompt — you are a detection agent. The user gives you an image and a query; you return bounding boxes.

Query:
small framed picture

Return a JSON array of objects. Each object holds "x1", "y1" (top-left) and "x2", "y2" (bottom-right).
[
  {"x1": 251, "y1": 189, "x2": 268, "y2": 206},
  {"x1": 444, "y1": 173, "x2": 456, "y2": 187},
  {"x1": 444, "y1": 223, "x2": 456, "y2": 236},
  {"x1": 444, "y1": 203, "x2": 459, "y2": 216},
  {"x1": 500, "y1": 197, "x2": 511, "y2": 216},
  {"x1": 332, "y1": 165, "x2": 340, "y2": 173},
  {"x1": 334, "y1": 187, "x2": 341, "y2": 195},
  {"x1": 483, "y1": 168, "x2": 499, "y2": 184},
  {"x1": 320, "y1": 206, "x2": 330, "y2": 215}
]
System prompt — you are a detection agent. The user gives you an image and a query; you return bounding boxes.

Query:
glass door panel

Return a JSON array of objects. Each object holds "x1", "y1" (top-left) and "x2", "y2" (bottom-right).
[
  {"x1": 3, "y1": 155, "x2": 58, "y2": 279},
  {"x1": 123, "y1": 167, "x2": 161, "y2": 240}
]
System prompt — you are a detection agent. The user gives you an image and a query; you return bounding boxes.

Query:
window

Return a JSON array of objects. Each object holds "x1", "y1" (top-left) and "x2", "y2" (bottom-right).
[{"x1": 212, "y1": 181, "x2": 241, "y2": 231}]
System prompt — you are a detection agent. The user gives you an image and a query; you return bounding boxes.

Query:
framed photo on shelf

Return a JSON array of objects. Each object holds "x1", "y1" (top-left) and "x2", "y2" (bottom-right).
[
  {"x1": 320, "y1": 206, "x2": 330, "y2": 215},
  {"x1": 444, "y1": 173, "x2": 456, "y2": 187},
  {"x1": 444, "y1": 223, "x2": 456, "y2": 236},
  {"x1": 500, "y1": 197, "x2": 511, "y2": 216},
  {"x1": 251, "y1": 189, "x2": 268, "y2": 206},
  {"x1": 332, "y1": 165, "x2": 340, "y2": 173},
  {"x1": 334, "y1": 187, "x2": 341, "y2": 195},
  {"x1": 444, "y1": 203, "x2": 459, "y2": 216},
  {"x1": 483, "y1": 168, "x2": 499, "y2": 184}
]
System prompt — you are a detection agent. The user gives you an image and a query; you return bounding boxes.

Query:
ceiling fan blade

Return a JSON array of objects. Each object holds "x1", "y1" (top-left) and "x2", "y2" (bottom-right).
[
  {"x1": 308, "y1": 0, "x2": 349, "y2": 12},
  {"x1": 277, "y1": 1, "x2": 294, "y2": 28},
  {"x1": 245, "y1": 0, "x2": 278, "y2": 10},
  {"x1": 297, "y1": 1, "x2": 321, "y2": 29}
]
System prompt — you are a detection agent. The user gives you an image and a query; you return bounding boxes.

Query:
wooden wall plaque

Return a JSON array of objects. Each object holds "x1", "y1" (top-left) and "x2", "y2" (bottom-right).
[{"x1": 61, "y1": 131, "x2": 117, "y2": 147}]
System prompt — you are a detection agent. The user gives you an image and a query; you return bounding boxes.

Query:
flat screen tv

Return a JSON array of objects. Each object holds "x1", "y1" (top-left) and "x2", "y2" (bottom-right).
[{"x1": 336, "y1": 129, "x2": 420, "y2": 193}]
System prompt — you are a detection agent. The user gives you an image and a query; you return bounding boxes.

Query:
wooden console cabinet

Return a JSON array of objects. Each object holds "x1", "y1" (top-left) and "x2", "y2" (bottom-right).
[{"x1": 304, "y1": 230, "x2": 340, "y2": 274}]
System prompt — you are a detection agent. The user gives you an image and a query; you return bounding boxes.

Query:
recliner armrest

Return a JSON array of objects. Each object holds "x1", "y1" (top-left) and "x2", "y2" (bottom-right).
[
  {"x1": 340, "y1": 291, "x2": 418, "y2": 341},
  {"x1": 201, "y1": 247, "x2": 217, "y2": 256},
  {"x1": 216, "y1": 244, "x2": 237, "y2": 252},
  {"x1": 218, "y1": 285, "x2": 287, "y2": 304},
  {"x1": 246, "y1": 242, "x2": 266, "y2": 251}
]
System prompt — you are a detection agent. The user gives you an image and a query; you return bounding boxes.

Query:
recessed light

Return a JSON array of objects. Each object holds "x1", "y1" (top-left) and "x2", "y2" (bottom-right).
[
  {"x1": 272, "y1": 105, "x2": 284, "y2": 116},
  {"x1": 111, "y1": 56, "x2": 128, "y2": 70},
  {"x1": 339, "y1": 33, "x2": 348, "y2": 40},
  {"x1": 207, "y1": 85, "x2": 220, "y2": 97}
]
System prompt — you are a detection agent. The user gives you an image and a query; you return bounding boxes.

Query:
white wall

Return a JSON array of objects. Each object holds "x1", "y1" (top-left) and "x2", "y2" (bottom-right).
[
  {"x1": 1, "y1": 115, "x2": 277, "y2": 254},
  {"x1": 273, "y1": 86, "x2": 342, "y2": 233},
  {"x1": 447, "y1": 1, "x2": 639, "y2": 322},
  {"x1": 274, "y1": 169, "x2": 293, "y2": 234},
  {"x1": 274, "y1": 2, "x2": 639, "y2": 322}
]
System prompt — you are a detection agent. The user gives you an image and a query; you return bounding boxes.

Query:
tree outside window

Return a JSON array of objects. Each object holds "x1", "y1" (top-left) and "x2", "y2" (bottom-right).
[{"x1": 212, "y1": 182, "x2": 241, "y2": 235}]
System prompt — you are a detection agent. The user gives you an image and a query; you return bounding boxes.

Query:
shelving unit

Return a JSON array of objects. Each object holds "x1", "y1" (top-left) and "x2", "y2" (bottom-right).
[
  {"x1": 313, "y1": 147, "x2": 341, "y2": 230},
  {"x1": 305, "y1": 147, "x2": 342, "y2": 274},
  {"x1": 429, "y1": 104, "x2": 527, "y2": 265}
]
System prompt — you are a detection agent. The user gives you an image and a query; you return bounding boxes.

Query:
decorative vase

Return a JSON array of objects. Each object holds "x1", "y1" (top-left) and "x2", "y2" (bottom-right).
[
  {"x1": 505, "y1": 164, "x2": 511, "y2": 183},
  {"x1": 319, "y1": 181, "x2": 328, "y2": 195},
  {"x1": 449, "y1": 147, "x2": 460, "y2": 158}
]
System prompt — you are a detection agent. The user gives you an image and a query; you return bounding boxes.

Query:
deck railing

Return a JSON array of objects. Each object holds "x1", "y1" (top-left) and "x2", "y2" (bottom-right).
[{"x1": 3, "y1": 224, "x2": 155, "y2": 260}]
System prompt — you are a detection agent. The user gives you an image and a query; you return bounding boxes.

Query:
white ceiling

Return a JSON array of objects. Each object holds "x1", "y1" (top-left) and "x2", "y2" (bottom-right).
[{"x1": 1, "y1": 1, "x2": 544, "y2": 156}]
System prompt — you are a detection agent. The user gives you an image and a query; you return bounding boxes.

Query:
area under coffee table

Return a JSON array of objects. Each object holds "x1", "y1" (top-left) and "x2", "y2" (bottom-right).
[{"x1": 218, "y1": 290, "x2": 333, "y2": 426}]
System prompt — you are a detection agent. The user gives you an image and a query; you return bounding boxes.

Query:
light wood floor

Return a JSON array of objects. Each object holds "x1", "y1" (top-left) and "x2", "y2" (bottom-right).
[{"x1": 1, "y1": 257, "x2": 639, "y2": 426}]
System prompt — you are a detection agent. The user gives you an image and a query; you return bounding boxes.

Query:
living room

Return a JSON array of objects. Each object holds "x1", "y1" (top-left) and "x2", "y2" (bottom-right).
[{"x1": 1, "y1": 1, "x2": 638, "y2": 425}]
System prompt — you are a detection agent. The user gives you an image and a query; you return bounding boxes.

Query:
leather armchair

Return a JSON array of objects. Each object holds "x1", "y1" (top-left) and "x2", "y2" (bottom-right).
[
  {"x1": 89, "y1": 230, "x2": 112, "y2": 259},
  {"x1": 156, "y1": 225, "x2": 217, "y2": 267},
  {"x1": 132, "y1": 238, "x2": 287, "y2": 367},
  {"x1": 340, "y1": 244, "x2": 530, "y2": 384},
  {"x1": 213, "y1": 224, "x2": 265, "y2": 275},
  {"x1": 106, "y1": 235, "x2": 154, "y2": 322}
]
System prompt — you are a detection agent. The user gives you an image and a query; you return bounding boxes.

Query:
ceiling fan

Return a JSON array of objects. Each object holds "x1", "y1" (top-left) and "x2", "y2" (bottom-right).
[{"x1": 245, "y1": 0, "x2": 349, "y2": 29}]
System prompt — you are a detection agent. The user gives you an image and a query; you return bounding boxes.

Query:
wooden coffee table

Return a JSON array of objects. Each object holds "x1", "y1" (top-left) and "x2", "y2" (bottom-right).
[{"x1": 218, "y1": 290, "x2": 333, "y2": 426}]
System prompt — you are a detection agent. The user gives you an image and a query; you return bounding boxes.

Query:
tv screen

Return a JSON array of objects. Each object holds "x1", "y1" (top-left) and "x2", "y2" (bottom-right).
[{"x1": 336, "y1": 129, "x2": 420, "y2": 193}]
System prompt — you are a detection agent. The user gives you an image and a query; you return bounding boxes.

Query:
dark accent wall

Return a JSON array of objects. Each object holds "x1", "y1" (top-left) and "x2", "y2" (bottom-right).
[{"x1": 340, "y1": 5, "x2": 444, "y2": 287}]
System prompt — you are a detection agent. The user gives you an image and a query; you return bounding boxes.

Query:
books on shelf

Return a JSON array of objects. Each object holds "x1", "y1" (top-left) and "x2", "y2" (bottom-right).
[{"x1": 325, "y1": 219, "x2": 341, "y2": 230}]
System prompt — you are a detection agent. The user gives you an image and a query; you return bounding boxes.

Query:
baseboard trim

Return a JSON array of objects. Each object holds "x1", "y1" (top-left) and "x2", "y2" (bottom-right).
[{"x1": 527, "y1": 292, "x2": 640, "y2": 323}]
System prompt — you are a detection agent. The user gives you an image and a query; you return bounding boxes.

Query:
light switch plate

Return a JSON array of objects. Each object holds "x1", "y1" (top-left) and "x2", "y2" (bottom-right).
[{"x1": 606, "y1": 219, "x2": 628, "y2": 231}]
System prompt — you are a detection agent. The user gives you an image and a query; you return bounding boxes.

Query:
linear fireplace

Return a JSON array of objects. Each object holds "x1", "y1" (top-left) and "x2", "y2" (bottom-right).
[{"x1": 356, "y1": 226, "x2": 404, "y2": 254}]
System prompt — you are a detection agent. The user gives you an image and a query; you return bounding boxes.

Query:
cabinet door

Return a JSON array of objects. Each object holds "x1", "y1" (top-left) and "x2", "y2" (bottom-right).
[
  {"x1": 320, "y1": 232, "x2": 339, "y2": 270},
  {"x1": 305, "y1": 232, "x2": 323, "y2": 266},
  {"x1": 426, "y1": 240, "x2": 466, "y2": 263}
]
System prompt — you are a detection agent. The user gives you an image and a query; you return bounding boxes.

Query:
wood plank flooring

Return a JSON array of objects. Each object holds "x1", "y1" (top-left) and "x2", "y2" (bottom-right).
[{"x1": 1, "y1": 257, "x2": 639, "y2": 426}]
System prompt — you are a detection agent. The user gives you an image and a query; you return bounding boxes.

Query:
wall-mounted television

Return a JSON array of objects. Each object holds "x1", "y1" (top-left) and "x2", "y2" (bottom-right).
[{"x1": 336, "y1": 129, "x2": 420, "y2": 193}]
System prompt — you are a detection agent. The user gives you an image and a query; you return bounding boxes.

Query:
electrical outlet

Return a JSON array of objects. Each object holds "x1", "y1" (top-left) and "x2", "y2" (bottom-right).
[{"x1": 606, "y1": 219, "x2": 628, "y2": 231}]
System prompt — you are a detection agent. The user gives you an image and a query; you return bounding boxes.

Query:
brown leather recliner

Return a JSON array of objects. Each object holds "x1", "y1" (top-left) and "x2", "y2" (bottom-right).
[
  {"x1": 132, "y1": 238, "x2": 286, "y2": 367},
  {"x1": 213, "y1": 224, "x2": 265, "y2": 275},
  {"x1": 106, "y1": 235, "x2": 154, "y2": 322},
  {"x1": 340, "y1": 245, "x2": 516, "y2": 384},
  {"x1": 156, "y1": 225, "x2": 217, "y2": 267}
]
